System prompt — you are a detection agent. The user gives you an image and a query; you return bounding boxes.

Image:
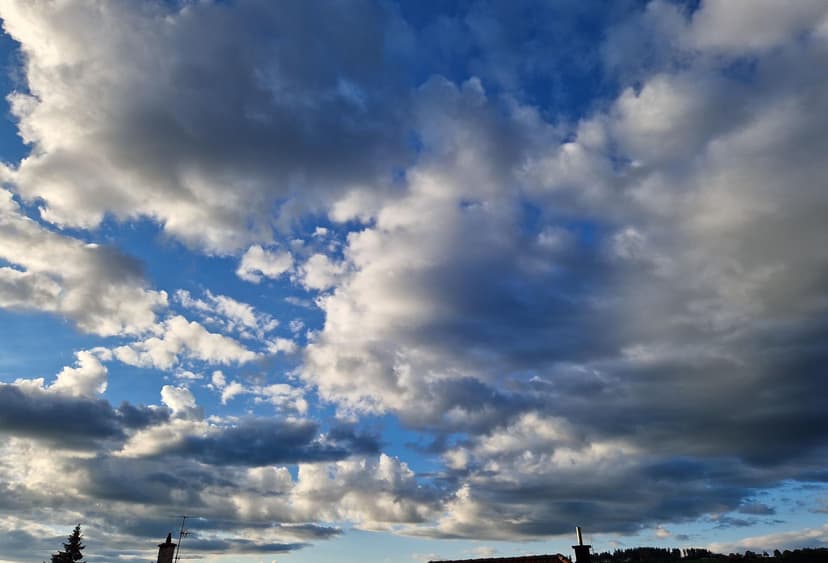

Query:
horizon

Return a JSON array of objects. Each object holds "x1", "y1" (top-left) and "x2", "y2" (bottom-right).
[{"x1": 2, "y1": 1, "x2": 828, "y2": 562}]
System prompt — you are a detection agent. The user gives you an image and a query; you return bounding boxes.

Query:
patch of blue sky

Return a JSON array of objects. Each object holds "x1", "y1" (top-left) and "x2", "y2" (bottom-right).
[
  {"x1": 393, "y1": 0, "x2": 640, "y2": 122},
  {"x1": 0, "y1": 309, "x2": 99, "y2": 382},
  {"x1": 0, "y1": 30, "x2": 25, "y2": 164},
  {"x1": 103, "y1": 362, "x2": 174, "y2": 408},
  {"x1": 588, "y1": 481, "x2": 828, "y2": 552},
  {"x1": 374, "y1": 413, "x2": 446, "y2": 475},
  {"x1": 99, "y1": 218, "x2": 312, "y2": 331},
  {"x1": 276, "y1": 527, "x2": 577, "y2": 563}
]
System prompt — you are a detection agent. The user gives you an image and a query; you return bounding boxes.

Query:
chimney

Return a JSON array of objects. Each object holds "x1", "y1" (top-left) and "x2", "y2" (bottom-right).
[
  {"x1": 572, "y1": 526, "x2": 592, "y2": 563},
  {"x1": 157, "y1": 532, "x2": 176, "y2": 563}
]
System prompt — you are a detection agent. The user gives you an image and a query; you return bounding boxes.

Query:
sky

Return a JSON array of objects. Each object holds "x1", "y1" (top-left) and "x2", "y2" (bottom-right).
[{"x1": 1, "y1": 1, "x2": 828, "y2": 562}]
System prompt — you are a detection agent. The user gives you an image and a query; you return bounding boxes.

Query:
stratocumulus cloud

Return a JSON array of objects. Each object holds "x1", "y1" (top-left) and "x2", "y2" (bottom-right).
[{"x1": 2, "y1": 1, "x2": 828, "y2": 561}]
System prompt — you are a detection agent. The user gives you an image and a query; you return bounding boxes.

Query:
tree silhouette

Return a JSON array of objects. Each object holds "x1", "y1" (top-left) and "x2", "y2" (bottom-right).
[{"x1": 49, "y1": 525, "x2": 85, "y2": 563}]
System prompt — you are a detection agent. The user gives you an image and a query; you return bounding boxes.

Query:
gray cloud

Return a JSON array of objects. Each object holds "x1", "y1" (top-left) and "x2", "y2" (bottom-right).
[
  {"x1": 304, "y1": 0, "x2": 828, "y2": 541},
  {"x1": 151, "y1": 418, "x2": 381, "y2": 466},
  {"x1": 0, "y1": 0, "x2": 410, "y2": 253},
  {"x1": 2, "y1": 0, "x2": 828, "y2": 555},
  {"x1": 0, "y1": 382, "x2": 169, "y2": 448}
]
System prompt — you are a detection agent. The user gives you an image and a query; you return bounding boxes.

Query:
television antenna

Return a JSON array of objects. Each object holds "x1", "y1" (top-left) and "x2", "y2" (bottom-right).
[{"x1": 173, "y1": 515, "x2": 190, "y2": 563}]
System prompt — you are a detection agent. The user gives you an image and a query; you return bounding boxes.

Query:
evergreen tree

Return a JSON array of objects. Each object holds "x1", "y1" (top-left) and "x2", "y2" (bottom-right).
[{"x1": 50, "y1": 525, "x2": 85, "y2": 563}]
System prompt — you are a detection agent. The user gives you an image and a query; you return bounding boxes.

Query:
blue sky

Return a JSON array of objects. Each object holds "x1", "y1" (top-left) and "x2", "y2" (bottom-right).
[{"x1": 2, "y1": 1, "x2": 828, "y2": 562}]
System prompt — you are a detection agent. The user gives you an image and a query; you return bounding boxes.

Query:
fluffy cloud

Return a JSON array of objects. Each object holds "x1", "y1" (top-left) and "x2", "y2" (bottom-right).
[
  {"x1": 686, "y1": 0, "x2": 828, "y2": 52},
  {"x1": 49, "y1": 349, "x2": 110, "y2": 398},
  {"x1": 302, "y1": 0, "x2": 828, "y2": 538},
  {"x1": 303, "y1": 76, "x2": 613, "y2": 421},
  {"x1": 0, "y1": 190, "x2": 167, "y2": 335},
  {"x1": 292, "y1": 454, "x2": 440, "y2": 528},
  {"x1": 160, "y1": 384, "x2": 201, "y2": 419},
  {"x1": 236, "y1": 245, "x2": 294, "y2": 283},
  {"x1": 113, "y1": 315, "x2": 258, "y2": 370},
  {"x1": 0, "y1": 0, "x2": 408, "y2": 253},
  {"x1": 417, "y1": 412, "x2": 767, "y2": 539},
  {"x1": 297, "y1": 253, "x2": 346, "y2": 291},
  {"x1": 0, "y1": 374, "x2": 414, "y2": 558},
  {"x1": 2, "y1": 0, "x2": 828, "y2": 556}
]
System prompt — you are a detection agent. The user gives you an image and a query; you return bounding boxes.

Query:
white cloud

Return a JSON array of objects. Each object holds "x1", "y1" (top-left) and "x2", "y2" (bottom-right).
[
  {"x1": 687, "y1": 0, "x2": 828, "y2": 52},
  {"x1": 175, "y1": 289, "x2": 279, "y2": 340},
  {"x1": 2, "y1": 348, "x2": 112, "y2": 401},
  {"x1": 0, "y1": 190, "x2": 167, "y2": 336},
  {"x1": 174, "y1": 369, "x2": 204, "y2": 381},
  {"x1": 302, "y1": 77, "x2": 564, "y2": 417},
  {"x1": 655, "y1": 526, "x2": 672, "y2": 539},
  {"x1": 221, "y1": 381, "x2": 247, "y2": 405},
  {"x1": 291, "y1": 454, "x2": 437, "y2": 527},
  {"x1": 0, "y1": 1, "x2": 406, "y2": 253},
  {"x1": 3, "y1": 0, "x2": 828, "y2": 552},
  {"x1": 267, "y1": 338, "x2": 298, "y2": 355},
  {"x1": 236, "y1": 245, "x2": 294, "y2": 283},
  {"x1": 160, "y1": 385, "x2": 201, "y2": 419},
  {"x1": 49, "y1": 349, "x2": 110, "y2": 398},
  {"x1": 254, "y1": 383, "x2": 307, "y2": 415},
  {"x1": 211, "y1": 370, "x2": 227, "y2": 389},
  {"x1": 297, "y1": 253, "x2": 345, "y2": 291},
  {"x1": 113, "y1": 315, "x2": 258, "y2": 370}
]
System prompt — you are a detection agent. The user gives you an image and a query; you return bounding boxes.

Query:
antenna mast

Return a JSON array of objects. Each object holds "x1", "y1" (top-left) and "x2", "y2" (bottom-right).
[{"x1": 173, "y1": 515, "x2": 189, "y2": 563}]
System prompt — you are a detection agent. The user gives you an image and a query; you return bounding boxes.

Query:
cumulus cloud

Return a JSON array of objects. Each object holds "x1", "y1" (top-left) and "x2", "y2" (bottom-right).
[
  {"x1": 49, "y1": 349, "x2": 110, "y2": 398},
  {"x1": 2, "y1": 0, "x2": 828, "y2": 555},
  {"x1": 686, "y1": 0, "x2": 828, "y2": 52},
  {"x1": 292, "y1": 454, "x2": 440, "y2": 528},
  {"x1": 0, "y1": 190, "x2": 167, "y2": 335},
  {"x1": 160, "y1": 384, "x2": 202, "y2": 420},
  {"x1": 236, "y1": 245, "x2": 295, "y2": 283},
  {"x1": 255, "y1": 383, "x2": 308, "y2": 415},
  {"x1": 1, "y1": 369, "x2": 404, "y2": 557},
  {"x1": 303, "y1": 76, "x2": 614, "y2": 421},
  {"x1": 297, "y1": 254, "x2": 346, "y2": 291},
  {"x1": 267, "y1": 337, "x2": 298, "y2": 355},
  {"x1": 220, "y1": 380, "x2": 246, "y2": 405},
  {"x1": 113, "y1": 315, "x2": 258, "y2": 370},
  {"x1": 300, "y1": 0, "x2": 828, "y2": 539},
  {"x1": 0, "y1": 0, "x2": 409, "y2": 253}
]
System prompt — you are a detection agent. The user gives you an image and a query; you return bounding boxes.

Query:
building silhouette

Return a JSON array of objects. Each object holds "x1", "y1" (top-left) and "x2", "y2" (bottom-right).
[
  {"x1": 572, "y1": 526, "x2": 591, "y2": 563},
  {"x1": 156, "y1": 533, "x2": 176, "y2": 563}
]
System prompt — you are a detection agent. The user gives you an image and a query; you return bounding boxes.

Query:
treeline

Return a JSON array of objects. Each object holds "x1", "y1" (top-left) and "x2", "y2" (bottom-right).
[
  {"x1": 593, "y1": 547, "x2": 713, "y2": 562},
  {"x1": 592, "y1": 546, "x2": 828, "y2": 563}
]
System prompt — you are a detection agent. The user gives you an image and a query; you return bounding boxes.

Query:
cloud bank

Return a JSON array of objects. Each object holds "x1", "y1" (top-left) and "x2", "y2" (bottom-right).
[{"x1": 2, "y1": 0, "x2": 828, "y2": 560}]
